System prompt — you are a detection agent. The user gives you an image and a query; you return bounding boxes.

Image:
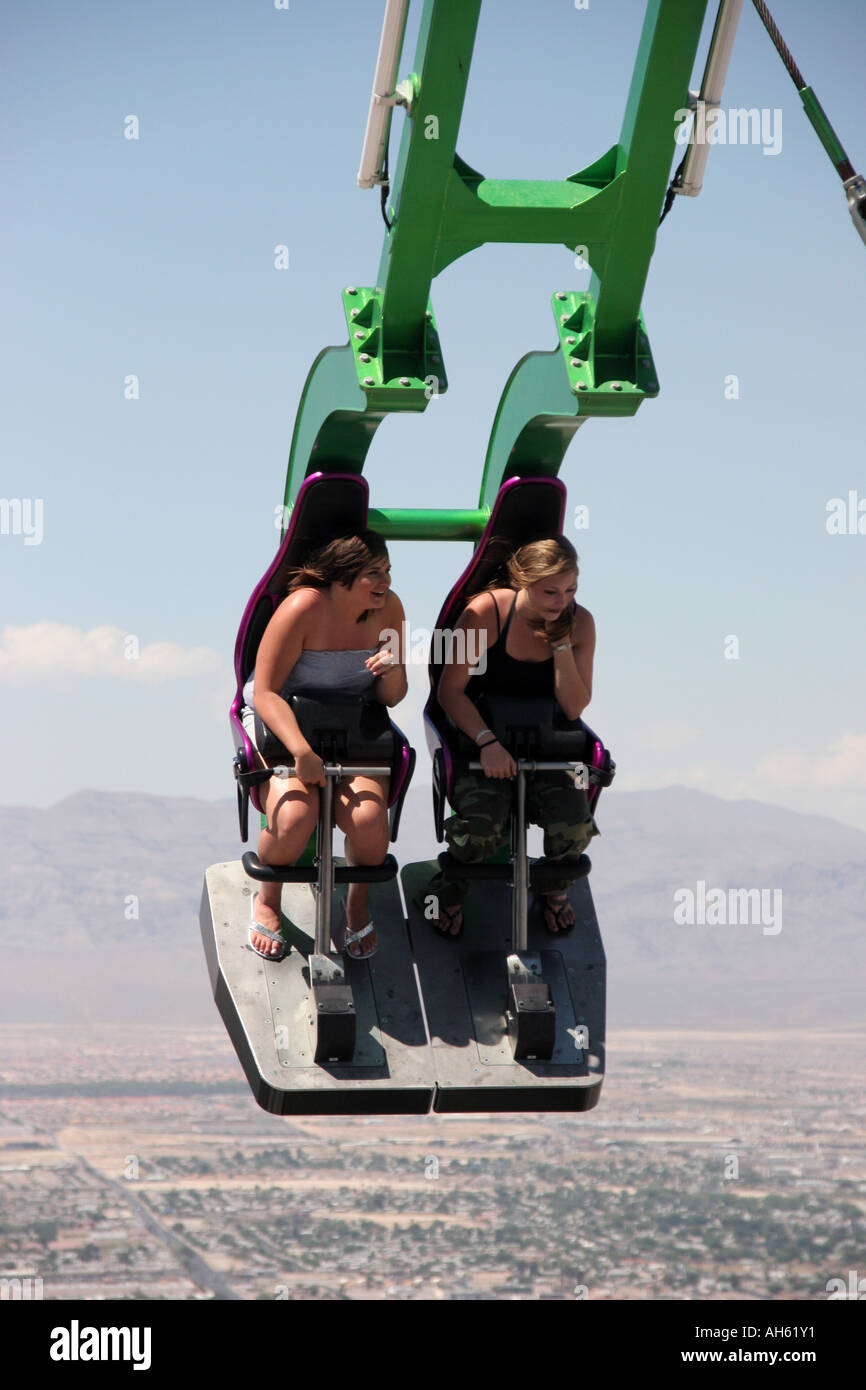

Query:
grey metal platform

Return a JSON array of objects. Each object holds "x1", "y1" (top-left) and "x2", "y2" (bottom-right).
[
  {"x1": 200, "y1": 861, "x2": 434, "y2": 1115},
  {"x1": 401, "y1": 860, "x2": 606, "y2": 1113}
]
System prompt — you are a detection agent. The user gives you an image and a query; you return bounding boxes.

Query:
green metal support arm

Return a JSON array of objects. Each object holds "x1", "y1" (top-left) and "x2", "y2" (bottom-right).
[{"x1": 282, "y1": 0, "x2": 709, "y2": 527}]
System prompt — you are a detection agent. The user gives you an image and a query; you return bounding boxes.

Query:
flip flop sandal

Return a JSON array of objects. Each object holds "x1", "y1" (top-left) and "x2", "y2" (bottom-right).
[
  {"x1": 411, "y1": 890, "x2": 464, "y2": 938},
  {"x1": 339, "y1": 904, "x2": 378, "y2": 960},
  {"x1": 249, "y1": 894, "x2": 289, "y2": 961},
  {"x1": 536, "y1": 894, "x2": 576, "y2": 936},
  {"x1": 432, "y1": 901, "x2": 464, "y2": 938}
]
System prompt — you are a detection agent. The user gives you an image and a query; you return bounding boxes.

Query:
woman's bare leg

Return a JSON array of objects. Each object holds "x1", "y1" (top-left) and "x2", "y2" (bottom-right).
[
  {"x1": 334, "y1": 775, "x2": 389, "y2": 957},
  {"x1": 249, "y1": 772, "x2": 319, "y2": 956}
]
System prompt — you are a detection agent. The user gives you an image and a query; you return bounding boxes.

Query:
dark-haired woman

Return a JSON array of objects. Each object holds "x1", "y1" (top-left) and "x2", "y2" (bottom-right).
[
  {"x1": 242, "y1": 531, "x2": 407, "y2": 960},
  {"x1": 431, "y1": 534, "x2": 598, "y2": 937}
]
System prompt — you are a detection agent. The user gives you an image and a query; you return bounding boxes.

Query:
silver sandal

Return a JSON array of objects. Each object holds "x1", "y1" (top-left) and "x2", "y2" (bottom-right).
[
  {"x1": 339, "y1": 904, "x2": 378, "y2": 959},
  {"x1": 248, "y1": 893, "x2": 289, "y2": 961}
]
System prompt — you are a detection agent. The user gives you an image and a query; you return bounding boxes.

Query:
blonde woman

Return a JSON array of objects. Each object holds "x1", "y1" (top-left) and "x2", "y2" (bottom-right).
[{"x1": 431, "y1": 534, "x2": 598, "y2": 937}]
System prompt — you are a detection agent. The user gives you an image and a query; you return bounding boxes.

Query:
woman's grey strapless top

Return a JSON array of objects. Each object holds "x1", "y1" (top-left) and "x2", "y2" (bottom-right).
[{"x1": 243, "y1": 649, "x2": 378, "y2": 709}]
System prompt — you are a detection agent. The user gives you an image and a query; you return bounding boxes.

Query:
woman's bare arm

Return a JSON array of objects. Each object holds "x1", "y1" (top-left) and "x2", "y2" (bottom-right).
[
  {"x1": 369, "y1": 592, "x2": 409, "y2": 707},
  {"x1": 437, "y1": 595, "x2": 496, "y2": 737},
  {"x1": 438, "y1": 593, "x2": 516, "y2": 778},
  {"x1": 252, "y1": 590, "x2": 321, "y2": 763},
  {"x1": 551, "y1": 605, "x2": 595, "y2": 720}
]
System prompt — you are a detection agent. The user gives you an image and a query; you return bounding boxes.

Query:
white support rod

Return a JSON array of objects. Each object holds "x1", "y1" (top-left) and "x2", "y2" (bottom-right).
[
  {"x1": 357, "y1": 0, "x2": 410, "y2": 189},
  {"x1": 678, "y1": 0, "x2": 745, "y2": 197}
]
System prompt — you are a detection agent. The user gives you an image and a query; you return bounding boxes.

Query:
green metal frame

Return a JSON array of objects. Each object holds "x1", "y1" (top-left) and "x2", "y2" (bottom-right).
[{"x1": 282, "y1": 0, "x2": 710, "y2": 535}]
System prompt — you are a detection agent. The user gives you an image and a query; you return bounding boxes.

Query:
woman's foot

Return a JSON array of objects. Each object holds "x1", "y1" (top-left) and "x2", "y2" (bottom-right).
[
  {"x1": 540, "y1": 894, "x2": 575, "y2": 934},
  {"x1": 433, "y1": 901, "x2": 464, "y2": 937},
  {"x1": 250, "y1": 893, "x2": 288, "y2": 959},
  {"x1": 340, "y1": 893, "x2": 378, "y2": 958}
]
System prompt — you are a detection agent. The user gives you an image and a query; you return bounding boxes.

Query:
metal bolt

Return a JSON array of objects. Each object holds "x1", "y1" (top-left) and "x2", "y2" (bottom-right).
[
  {"x1": 363, "y1": 376, "x2": 374, "y2": 385},
  {"x1": 612, "y1": 381, "x2": 623, "y2": 391},
  {"x1": 359, "y1": 352, "x2": 371, "y2": 363},
  {"x1": 425, "y1": 310, "x2": 432, "y2": 319},
  {"x1": 346, "y1": 286, "x2": 357, "y2": 295},
  {"x1": 354, "y1": 331, "x2": 364, "y2": 340},
  {"x1": 400, "y1": 376, "x2": 411, "y2": 386},
  {"x1": 565, "y1": 336, "x2": 576, "y2": 345},
  {"x1": 555, "y1": 291, "x2": 567, "y2": 300},
  {"x1": 577, "y1": 382, "x2": 588, "y2": 391},
  {"x1": 350, "y1": 308, "x2": 359, "y2": 318},
  {"x1": 560, "y1": 314, "x2": 568, "y2": 324}
]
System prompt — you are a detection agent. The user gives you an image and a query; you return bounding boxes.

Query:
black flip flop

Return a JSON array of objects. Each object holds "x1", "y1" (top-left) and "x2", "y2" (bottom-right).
[
  {"x1": 411, "y1": 890, "x2": 464, "y2": 938},
  {"x1": 532, "y1": 894, "x2": 576, "y2": 936}
]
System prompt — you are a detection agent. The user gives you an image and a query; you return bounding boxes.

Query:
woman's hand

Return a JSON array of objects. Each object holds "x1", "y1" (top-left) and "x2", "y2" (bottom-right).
[
  {"x1": 369, "y1": 600, "x2": 408, "y2": 706},
  {"x1": 479, "y1": 739, "x2": 516, "y2": 779},
  {"x1": 291, "y1": 747, "x2": 326, "y2": 787},
  {"x1": 366, "y1": 647, "x2": 399, "y2": 679},
  {"x1": 542, "y1": 603, "x2": 576, "y2": 647}
]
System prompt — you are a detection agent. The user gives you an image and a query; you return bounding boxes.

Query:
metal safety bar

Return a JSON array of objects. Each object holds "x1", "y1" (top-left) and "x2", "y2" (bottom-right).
[
  {"x1": 268, "y1": 763, "x2": 392, "y2": 956},
  {"x1": 468, "y1": 759, "x2": 589, "y2": 952},
  {"x1": 270, "y1": 763, "x2": 389, "y2": 779}
]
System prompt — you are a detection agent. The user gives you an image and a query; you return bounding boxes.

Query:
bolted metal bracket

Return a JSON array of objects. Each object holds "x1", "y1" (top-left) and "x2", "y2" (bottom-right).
[
  {"x1": 505, "y1": 952, "x2": 556, "y2": 1062},
  {"x1": 374, "y1": 74, "x2": 418, "y2": 115},
  {"x1": 309, "y1": 952, "x2": 356, "y2": 1064},
  {"x1": 343, "y1": 287, "x2": 447, "y2": 408},
  {"x1": 845, "y1": 174, "x2": 866, "y2": 248},
  {"x1": 566, "y1": 760, "x2": 588, "y2": 789},
  {"x1": 553, "y1": 292, "x2": 658, "y2": 414}
]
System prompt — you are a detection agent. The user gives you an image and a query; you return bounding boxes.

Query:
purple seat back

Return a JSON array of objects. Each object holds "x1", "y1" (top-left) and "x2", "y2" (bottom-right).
[
  {"x1": 422, "y1": 475, "x2": 610, "y2": 810},
  {"x1": 229, "y1": 472, "x2": 411, "y2": 815}
]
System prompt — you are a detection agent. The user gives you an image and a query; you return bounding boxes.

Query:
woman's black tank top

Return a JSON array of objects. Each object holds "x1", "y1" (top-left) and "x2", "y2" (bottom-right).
[{"x1": 465, "y1": 592, "x2": 553, "y2": 701}]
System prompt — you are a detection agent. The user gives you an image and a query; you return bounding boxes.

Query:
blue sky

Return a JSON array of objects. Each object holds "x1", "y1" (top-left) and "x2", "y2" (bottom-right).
[{"x1": 3, "y1": 0, "x2": 865, "y2": 830}]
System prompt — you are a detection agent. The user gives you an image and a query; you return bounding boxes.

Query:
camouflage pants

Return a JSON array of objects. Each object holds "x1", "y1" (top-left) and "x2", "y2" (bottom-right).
[{"x1": 431, "y1": 770, "x2": 599, "y2": 908}]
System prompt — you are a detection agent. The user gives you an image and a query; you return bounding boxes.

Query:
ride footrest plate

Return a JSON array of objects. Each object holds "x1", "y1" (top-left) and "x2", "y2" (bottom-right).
[
  {"x1": 401, "y1": 861, "x2": 606, "y2": 1113},
  {"x1": 201, "y1": 860, "x2": 434, "y2": 1115}
]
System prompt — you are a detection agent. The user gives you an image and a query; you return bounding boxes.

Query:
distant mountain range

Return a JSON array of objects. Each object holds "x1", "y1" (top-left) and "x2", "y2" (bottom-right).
[{"x1": 1, "y1": 786, "x2": 863, "y2": 1029}]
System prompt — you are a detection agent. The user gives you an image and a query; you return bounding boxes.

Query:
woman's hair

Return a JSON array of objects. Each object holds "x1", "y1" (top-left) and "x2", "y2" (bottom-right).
[
  {"x1": 503, "y1": 534, "x2": 579, "y2": 590},
  {"x1": 286, "y1": 529, "x2": 388, "y2": 595},
  {"x1": 476, "y1": 533, "x2": 578, "y2": 596}
]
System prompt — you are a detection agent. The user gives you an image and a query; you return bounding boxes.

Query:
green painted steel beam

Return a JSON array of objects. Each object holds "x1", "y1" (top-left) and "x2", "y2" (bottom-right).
[
  {"x1": 478, "y1": 0, "x2": 706, "y2": 507},
  {"x1": 282, "y1": 0, "x2": 709, "y2": 527},
  {"x1": 476, "y1": 294, "x2": 660, "y2": 513},
  {"x1": 282, "y1": 344, "x2": 380, "y2": 509},
  {"x1": 590, "y1": 0, "x2": 709, "y2": 357},
  {"x1": 377, "y1": 2, "x2": 482, "y2": 354},
  {"x1": 368, "y1": 508, "x2": 489, "y2": 541}
]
